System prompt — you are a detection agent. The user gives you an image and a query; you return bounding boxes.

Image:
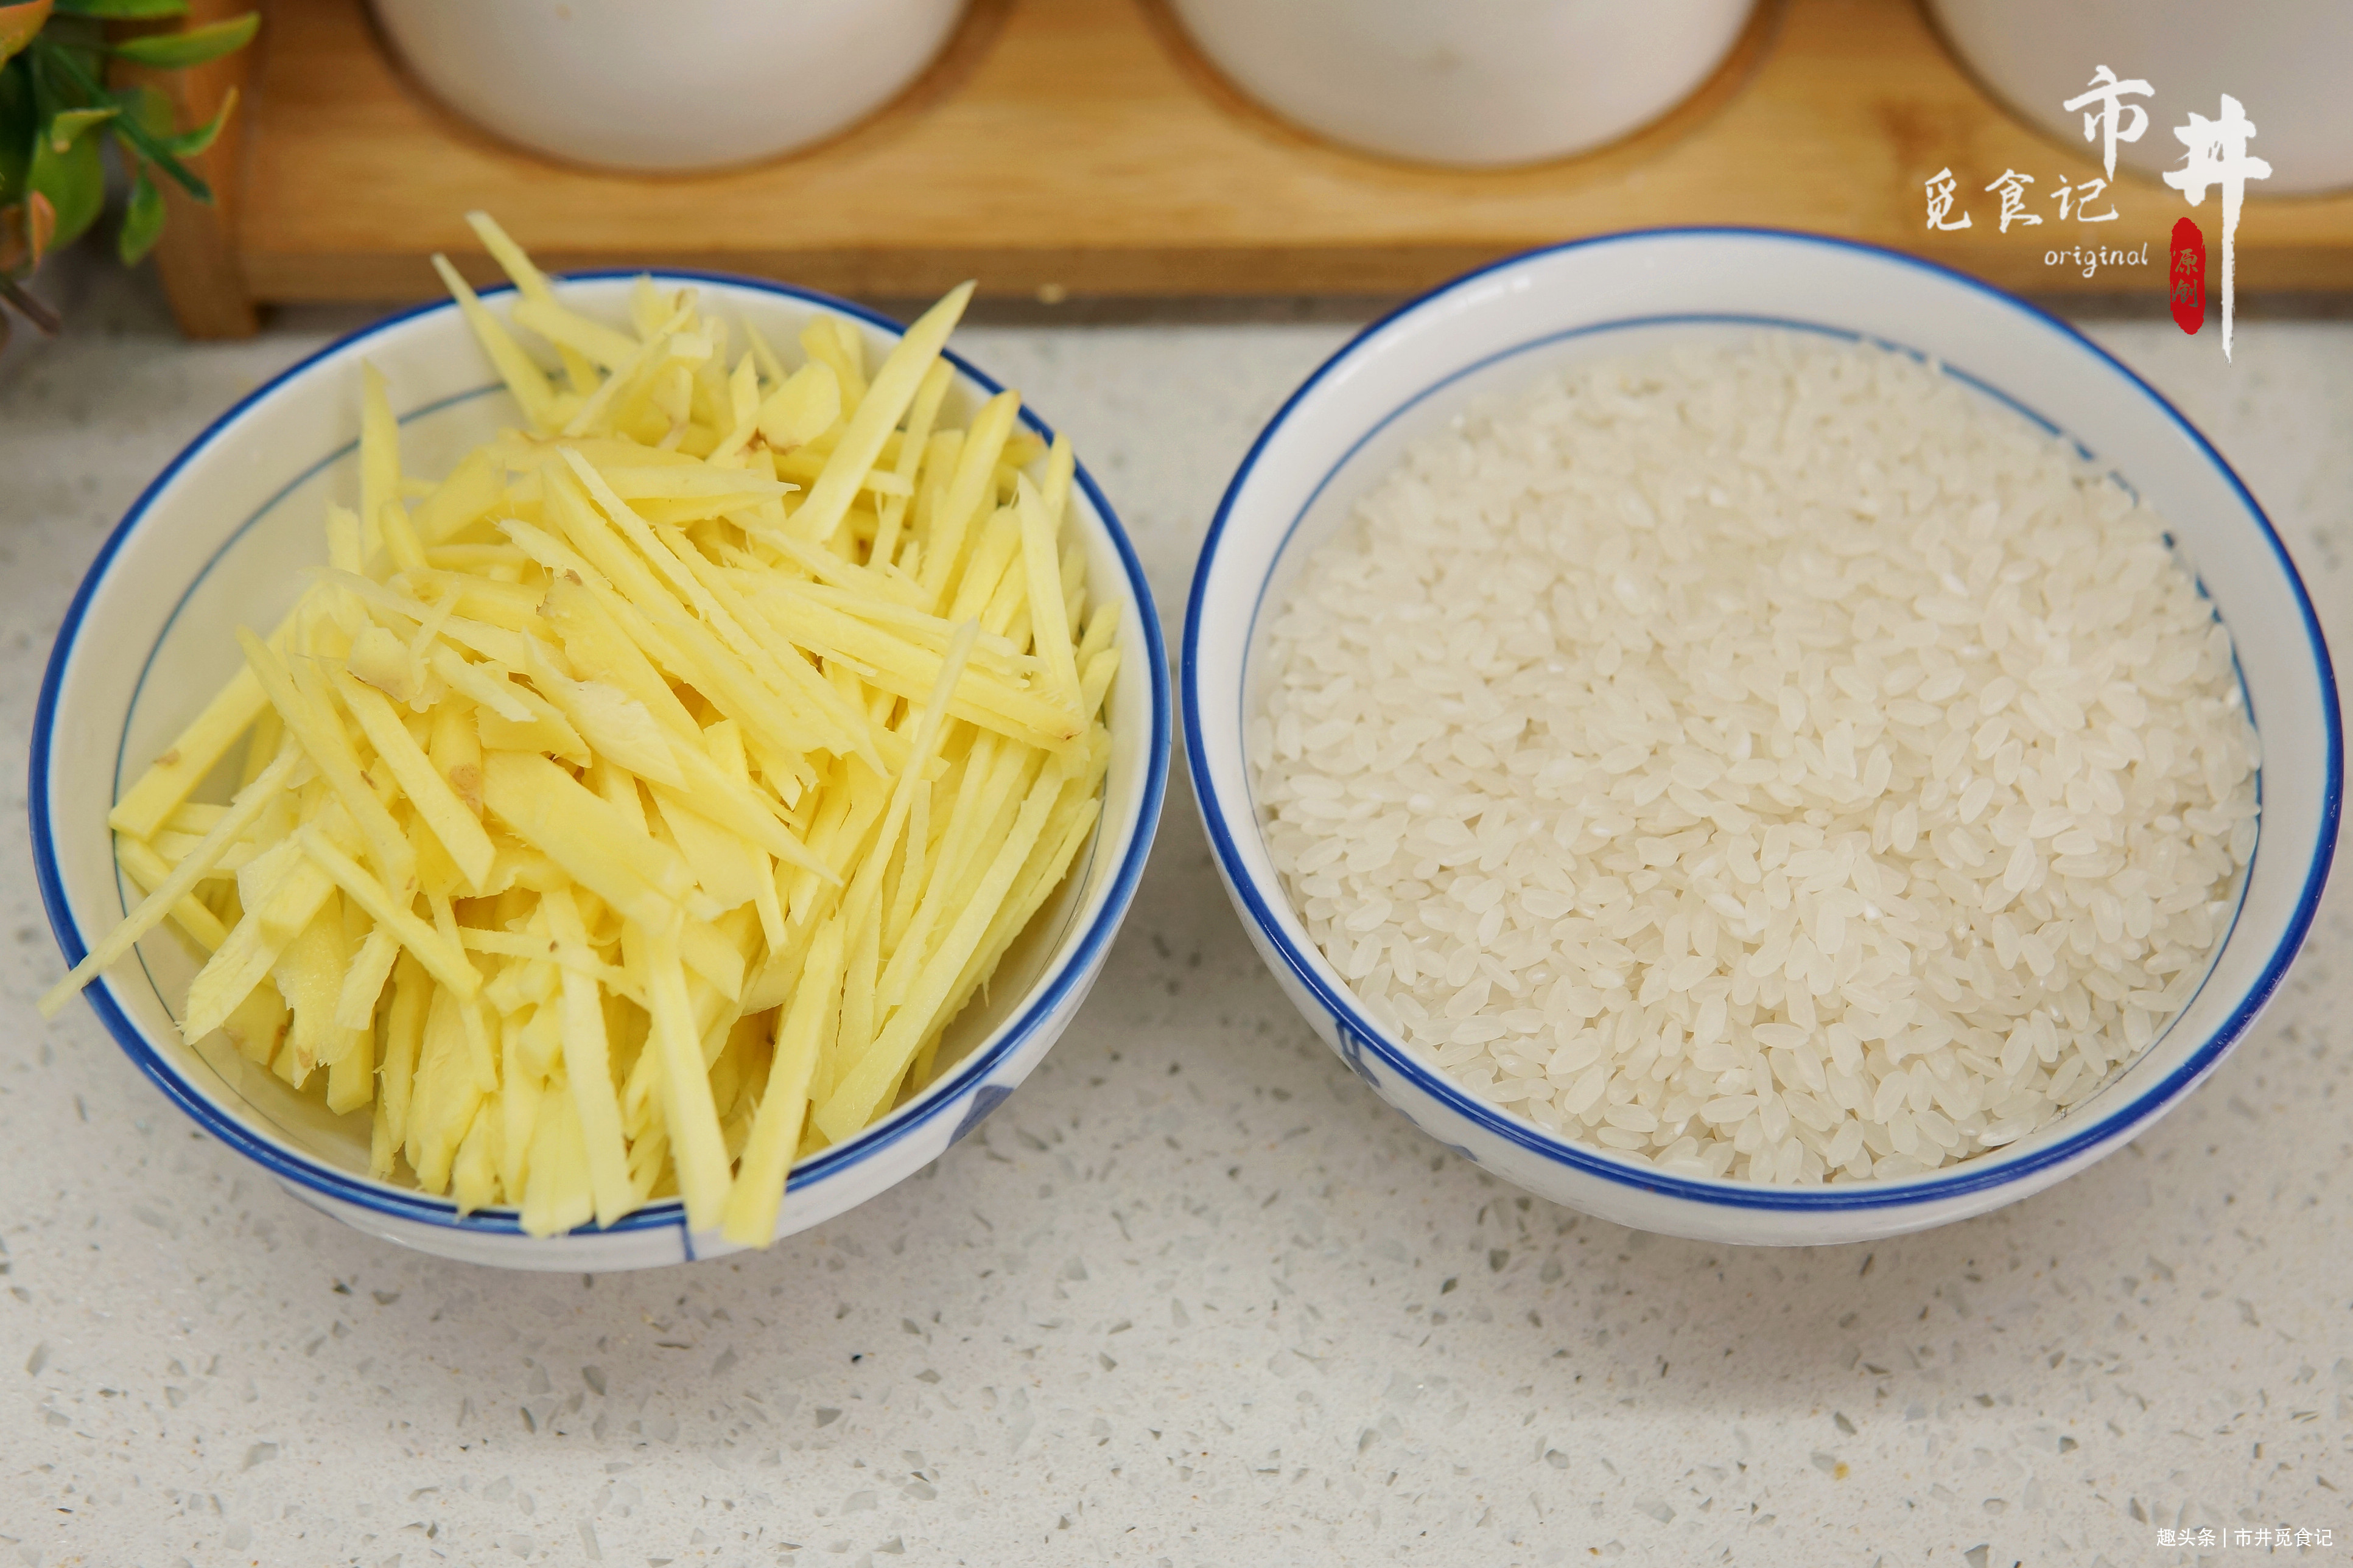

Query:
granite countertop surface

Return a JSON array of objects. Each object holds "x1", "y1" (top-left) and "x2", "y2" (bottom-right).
[{"x1": 1, "y1": 264, "x2": 2348, "y2": 1568}]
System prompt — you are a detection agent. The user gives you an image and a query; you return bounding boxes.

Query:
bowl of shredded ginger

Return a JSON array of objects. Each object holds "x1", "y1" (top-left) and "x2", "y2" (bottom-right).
[{"x1": 35, "y1": 215, "x2": 1169, "y2": 1269}]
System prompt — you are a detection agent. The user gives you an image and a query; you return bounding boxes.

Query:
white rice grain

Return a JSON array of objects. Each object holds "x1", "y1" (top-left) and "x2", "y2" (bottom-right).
[{"x1": 1251, "y1": 334, "x2": 2258, "y2": 1185}]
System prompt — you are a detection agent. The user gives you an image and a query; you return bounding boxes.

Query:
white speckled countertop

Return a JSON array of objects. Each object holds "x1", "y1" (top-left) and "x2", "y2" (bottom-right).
[{"x1": 2, "y1": 261, "x2": 2348, "y2": 1568}]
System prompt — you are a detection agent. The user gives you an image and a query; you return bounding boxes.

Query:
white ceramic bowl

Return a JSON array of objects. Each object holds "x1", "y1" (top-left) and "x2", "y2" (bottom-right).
[
  {"x1": 371, "y1": 0, "x2": 966, "y2": 173},
  {"x1": 1169, "y1": 0, "x2": 1755, "y2": 168},
  {"x1": 1185, "y1": 228, "x2": 2340, "y2": 1246},
  {"x1": 1929, "y1": 0, "x2": 2353, "y2": 196},
  {"x1": 34, "y1": 273, "x2": 1169, "y2": 1270}
]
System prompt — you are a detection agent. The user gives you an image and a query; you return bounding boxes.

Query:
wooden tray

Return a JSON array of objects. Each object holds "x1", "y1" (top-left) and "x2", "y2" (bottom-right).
[{"x1": 142, "y1": 0, "x2": 2353, "y2": 337}]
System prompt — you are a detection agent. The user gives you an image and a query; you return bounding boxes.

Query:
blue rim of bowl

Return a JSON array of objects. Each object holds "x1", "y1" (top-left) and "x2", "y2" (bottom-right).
[
  {"x1": 32, "y1": 268, "x2": 1171, "y2": 1239},
  {"x1": 1182, "y1": 225, "x2": 2343, "y2": 1213}
]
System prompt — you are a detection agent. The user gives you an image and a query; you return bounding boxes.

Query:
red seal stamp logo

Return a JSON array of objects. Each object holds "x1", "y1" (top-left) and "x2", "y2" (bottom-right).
[{"x1": 2169, "y1": 216, "x2": 2206, "y2": 335}]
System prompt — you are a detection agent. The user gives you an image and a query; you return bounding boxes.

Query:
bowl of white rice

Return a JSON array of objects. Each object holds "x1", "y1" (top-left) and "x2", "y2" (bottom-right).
[{"x1": 1184, "y1": 228, "x2": 2341, "y2": 1245}]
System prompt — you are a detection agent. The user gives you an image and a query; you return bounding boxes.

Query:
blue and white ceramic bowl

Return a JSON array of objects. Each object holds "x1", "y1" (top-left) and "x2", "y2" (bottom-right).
[
  {"x1": 34, "y1": 273, "x2": 1170, "y2": 1270},
  {"x1": 1185, "y1": 228, "x2": 2340, "y2": 1246}
]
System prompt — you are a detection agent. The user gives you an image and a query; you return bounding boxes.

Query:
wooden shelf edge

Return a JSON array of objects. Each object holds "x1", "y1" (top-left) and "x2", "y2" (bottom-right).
[
  {"x1": 196, "y1": 0, "x2": 2353, "y2": 335},
  {"x1": 237, "y1": 231, "x2": 2353, "y2": 307}
]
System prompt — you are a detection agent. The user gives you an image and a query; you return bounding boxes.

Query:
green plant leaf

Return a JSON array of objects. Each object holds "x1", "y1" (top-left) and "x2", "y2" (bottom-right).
[
  {"x1": 161, "y1": 79, "x2": 229, "y2": 155},
  {"x1": 32, "y1": 40, "x2": 208, "y2": 201},
  {"x1": 107, "y1": 10, "x2": 253, "y2": 68},
  {"x1": 55, "y1": 0, "x2": 188, "y2": 18},
  {"x1": 0, "y1": 56, "x2": 33, "y2": 205},
  {"x1": 113, "y1": 77, "x2": 160, "y2": 122},
  {"x1": 25, "y1": 103, "x2": 100, "y2": 250},
  {"x1": 114, "y1": 77, "x2": 167, "y2": 130},
  {"x1": 45, "y1": 101, "x2": 111, "y2": 148},
  {"x1": 0, "y1": 2, "x2": 51, "y2": 69},
  {"x1": 116, "y1": 158, "x2": 160, "y2": 263},
  {"x1": 26, "y1": 32, "x2": 99, "y2": 119},
  {"x1": 105, "y1": 107, "x2": 205, "y2": 200}
]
